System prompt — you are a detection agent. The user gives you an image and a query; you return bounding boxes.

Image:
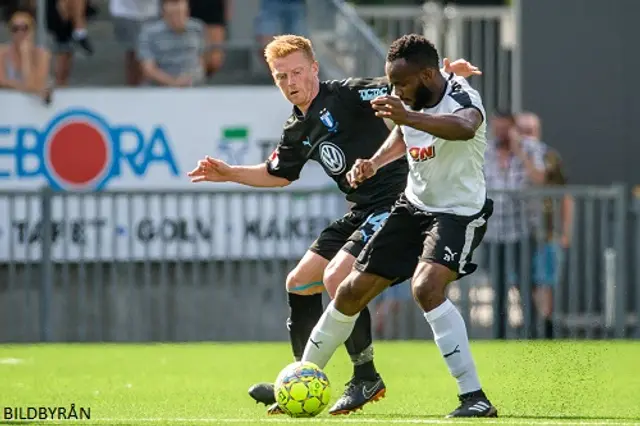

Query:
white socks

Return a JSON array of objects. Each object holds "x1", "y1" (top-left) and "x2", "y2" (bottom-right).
[
  {"x1": 300, "y1": 297, "x2": 481, "y2": 396},
  {"x1": 302, "y1": 301, "x2": 359, "y2": 369},
  {"x1": 424, "y1": 299, "x2": 481, "y2": 395}
]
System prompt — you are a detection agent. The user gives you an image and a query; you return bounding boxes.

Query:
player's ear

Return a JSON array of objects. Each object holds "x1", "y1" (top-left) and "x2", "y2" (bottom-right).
[
  {"x1": 421, "y1": 67, "x2": 436, "y2": 83},
  {"x1": 311, "y1": 61, "x2": 319, "y2": 77}
]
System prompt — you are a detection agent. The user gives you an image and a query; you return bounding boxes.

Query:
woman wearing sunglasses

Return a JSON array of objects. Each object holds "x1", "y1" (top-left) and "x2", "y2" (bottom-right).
[{"x1": 0, "y1": 8, "x2": 52, "y2": 103}]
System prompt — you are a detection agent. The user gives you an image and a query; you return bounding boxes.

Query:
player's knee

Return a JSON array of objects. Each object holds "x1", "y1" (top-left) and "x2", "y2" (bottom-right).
[
  {"x1": 323, "y1": 266, "x2": 340, "y2": 299},
  {"x1": 333, "y1": 281, "x2": 362, "y2": 316},
  {"x1": 323, "y1": 259, "x2": 350, "y2": 299},
  {"x1": 411, "y1": 262, "x2": 452, "y2": 311},
  {"x1": 286, "y1": 270, "x2": 324, "y2": 295},
  {"x1": 333, "y1": 271, "x2": 380, "y2": 316}
]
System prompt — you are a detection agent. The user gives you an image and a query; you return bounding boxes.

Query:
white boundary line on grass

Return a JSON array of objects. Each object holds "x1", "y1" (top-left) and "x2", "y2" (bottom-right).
[{"x1": 9, "y1": 418, "x2": 638, "y2": 425}]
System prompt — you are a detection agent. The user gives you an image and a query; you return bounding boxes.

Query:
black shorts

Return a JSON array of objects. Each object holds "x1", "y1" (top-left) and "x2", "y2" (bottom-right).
[
  {"x1": 355, "y1": 195, "x2": 494, "y2": 282},
  {"x1": 46, "y1": 0, "x2": 72, "y2": 44},
  {"x1": 190, "y1": 0, "x2": 226, "y2": 26},
  {"x1": 46, "y1": 0, "x2": 97, "y2": 43},
  {"x1": 309, "y1": 206, "x2": 392, "y2": 261}
]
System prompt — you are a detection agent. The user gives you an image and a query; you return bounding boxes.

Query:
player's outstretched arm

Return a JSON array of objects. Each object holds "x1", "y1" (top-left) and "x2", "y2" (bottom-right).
[
  {"x1": 188, "y1": 156, "x2": 291, "y2": 188},
  {"x1": 346, "y1": 126, "x2": 405, "y2": 188}
]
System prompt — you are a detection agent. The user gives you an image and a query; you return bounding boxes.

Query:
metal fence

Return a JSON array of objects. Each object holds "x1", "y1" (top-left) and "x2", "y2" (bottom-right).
[
  {"x1": 307, "y1": 0, "x2": 388, "y2": 79},
  {"x1": 1, "y1": 186, "x2": 637, "y2": 343},
  {"x1": 355, "y1": 1, "x2": 518, "y2": 113}
]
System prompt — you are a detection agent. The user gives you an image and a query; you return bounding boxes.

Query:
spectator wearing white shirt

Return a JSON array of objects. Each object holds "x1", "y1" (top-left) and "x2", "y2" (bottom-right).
[{"x1": 110, "y1": 0, "x2": 159, "y2": 86}]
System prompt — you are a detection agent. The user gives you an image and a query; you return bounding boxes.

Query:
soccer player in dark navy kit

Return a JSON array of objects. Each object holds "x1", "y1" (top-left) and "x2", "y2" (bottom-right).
[{"x1": 188, "y1": 35, "x2": 480, "y2": 415}]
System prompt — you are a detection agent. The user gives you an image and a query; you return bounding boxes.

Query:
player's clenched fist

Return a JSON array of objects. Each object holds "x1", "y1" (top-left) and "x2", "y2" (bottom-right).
[
  {"x1": 187, "y1": 155, "x2": 232, "y2": 183},
  {"x1": 346, "y1": 158, "x2": 377, "y2": 188}
]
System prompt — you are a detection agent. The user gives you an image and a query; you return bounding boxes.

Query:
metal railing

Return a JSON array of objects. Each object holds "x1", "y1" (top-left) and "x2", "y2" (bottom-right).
[
  {"x1": 307, "y1": 0, "x2": 388, "y2": 79},
  {"x1": 355, "y1": 1, "x2": 518, "y2": 113},
  {"x1": 0, "y1": 186, "x2": 637, "y2": 343}
]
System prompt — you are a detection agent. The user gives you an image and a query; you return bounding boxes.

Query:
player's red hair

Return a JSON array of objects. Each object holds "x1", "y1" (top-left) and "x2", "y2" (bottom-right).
[{"x1": 264, "y1": 35, "x2": 316, "y2": 68}]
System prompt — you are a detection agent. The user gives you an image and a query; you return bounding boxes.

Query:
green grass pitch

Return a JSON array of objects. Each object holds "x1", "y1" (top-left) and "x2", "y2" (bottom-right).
[{"x1": 1, "y1": 341, "x2": 639, "y2": 425}]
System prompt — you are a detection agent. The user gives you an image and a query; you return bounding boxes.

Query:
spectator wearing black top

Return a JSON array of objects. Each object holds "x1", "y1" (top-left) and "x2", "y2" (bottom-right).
[{"x1": 189, "y1": 0, "x2": 229, "y2": 78}]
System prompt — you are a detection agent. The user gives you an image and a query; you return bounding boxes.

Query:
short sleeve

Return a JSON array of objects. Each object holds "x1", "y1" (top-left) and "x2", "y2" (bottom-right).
[
  {"x1": 448, "y1": 77, "x2": 486, "y2": 122},
  {"x1": 191, "y1": 19, "x2": 205, "y2": 56},
  {"x1": 137, "y1": 23, "x2": 154, "y2": 62},
  {"x1": 265, "y1": 134, "x2": 308, "y2": 182},
  {"x1": 331, "y1": 77, "x2": 392, "y2": 112}
]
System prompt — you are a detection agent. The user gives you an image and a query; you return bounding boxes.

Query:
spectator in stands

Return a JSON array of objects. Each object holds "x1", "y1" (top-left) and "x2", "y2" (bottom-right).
[
  {"x1": 255, "y1": 0, "x2": 307, "y2": 53},
  {"x1": 189, "y1": 0, "x2": 230, "y2": 78},
  {"x1": 15, "y1": 0, "x2": 95, "y2": 86},
  {"x1": 483, "y1": 110, "x2": 546, "y2": 339},
  {"x1": 0, "y1": 7, "x2": 52, "y2": 103},
  {"x1": 137, "y1": 0, "x2": 204, "y2": 87},
  {"x1": 517, "y1": 112, "x2": 574, "y2": 339},
  {"x1": 110, "y1": 0, "x2": 159, "y2": 86}
]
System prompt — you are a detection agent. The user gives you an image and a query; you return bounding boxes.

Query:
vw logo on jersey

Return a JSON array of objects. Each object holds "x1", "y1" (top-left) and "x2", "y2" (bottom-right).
[
  {"x1": 319, "y1": 142, "x2": 346, "y2": 175},
  {"x1": 319, "y1": 108, "x2": 339, "y2": 133}
]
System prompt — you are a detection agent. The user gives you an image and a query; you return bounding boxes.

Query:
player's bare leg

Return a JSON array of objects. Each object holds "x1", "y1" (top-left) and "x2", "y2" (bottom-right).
[
  {"x1": 302, "y1": 269, "x2": 392, "y2": 415},
  {"x1": 249, "y1": 250, "x2": 327, "y2": 415},
  {"x1": 248, "y1": 250, "x2": 385, "y2": 415},
  {"x1": 324, "y1": 251, "x2": 387, "y2": 415},
  {"x1": 411, "y1": 261, "x2": 497, "y2": 418}
]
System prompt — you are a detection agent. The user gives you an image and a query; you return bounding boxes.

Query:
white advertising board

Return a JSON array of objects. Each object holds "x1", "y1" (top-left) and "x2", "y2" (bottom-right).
[{"x1": 0, "y1": 88, "x2": 341, "y2": 261}]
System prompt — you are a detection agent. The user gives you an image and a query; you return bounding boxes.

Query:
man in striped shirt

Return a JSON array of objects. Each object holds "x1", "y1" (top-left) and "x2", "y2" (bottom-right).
[
  {"x1": 483, "y1": 110, "x2": 546, "y2": 339},
  {"x1": 137, "y1": 0, "x2": 205, "y2": 87}
]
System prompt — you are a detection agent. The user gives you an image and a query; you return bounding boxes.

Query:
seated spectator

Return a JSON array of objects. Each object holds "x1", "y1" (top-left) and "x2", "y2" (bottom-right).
[
  {"x1": 110, "y1": 0, "x2": 159, "y2": 86},
  {"x1": 189, "y1": 0, "x2": 229, "y2": 78},
  {"x1": 0, "y1": 8, "x2": 52, "y2": 103},
  {"x1": 255, "y1": 0, "x2": 307, "y2": 51},
  {"x1": 15, "y1": 0, "x2": 95, "y2": 86},
  {"x1": 137, "y1": 0, "x2": 204, "y2": 87}
]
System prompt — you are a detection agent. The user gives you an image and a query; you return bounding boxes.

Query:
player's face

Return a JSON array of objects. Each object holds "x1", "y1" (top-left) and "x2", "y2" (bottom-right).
[
  {"x1": 271, "y1": 51, "x2": 319, "y2": 108},
  {"x1": 385, "y1": 59, "x2": 435, "y2": 111}
]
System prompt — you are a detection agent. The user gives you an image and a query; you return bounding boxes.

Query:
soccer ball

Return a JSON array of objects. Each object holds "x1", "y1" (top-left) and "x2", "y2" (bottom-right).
[{"x1": 274, "y1": 361, "x2": 331, "y2": 417}]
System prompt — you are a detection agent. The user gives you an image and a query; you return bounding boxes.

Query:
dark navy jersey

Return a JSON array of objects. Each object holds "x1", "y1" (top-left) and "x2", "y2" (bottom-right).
[{"x1": 266, "y1": 77, "x2": 408, "y2": 208}]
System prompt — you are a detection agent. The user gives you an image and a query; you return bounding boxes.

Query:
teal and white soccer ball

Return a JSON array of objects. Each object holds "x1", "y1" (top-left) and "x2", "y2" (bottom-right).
[{"x1": 274, "y1": 361, "x2": 331, "y2": 417}]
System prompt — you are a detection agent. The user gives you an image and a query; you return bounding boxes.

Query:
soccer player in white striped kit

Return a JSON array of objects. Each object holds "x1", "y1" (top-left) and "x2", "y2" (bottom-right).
[{"x1": 299, "y1": 34, "x2": 498, "y2": 418}]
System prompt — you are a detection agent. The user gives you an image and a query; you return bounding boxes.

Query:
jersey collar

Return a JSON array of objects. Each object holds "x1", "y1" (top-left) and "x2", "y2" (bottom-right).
[{"x1": 292, "y1": 82, "x2": 326, "y2": 121}]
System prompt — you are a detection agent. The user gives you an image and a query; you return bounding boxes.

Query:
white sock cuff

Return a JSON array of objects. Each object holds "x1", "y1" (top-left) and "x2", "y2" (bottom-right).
[
  {"x1": 423, "y1": 299, "x2": 456, "y2": 323},
  {"x1": 327, "y1": 300, "x2": 359, "y2": 323},
  {"x1": 73, "y1": 28, "x2": 87, "y2": 38}
]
